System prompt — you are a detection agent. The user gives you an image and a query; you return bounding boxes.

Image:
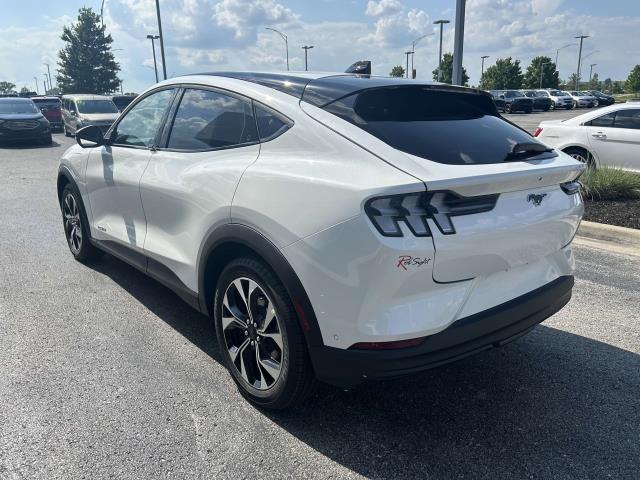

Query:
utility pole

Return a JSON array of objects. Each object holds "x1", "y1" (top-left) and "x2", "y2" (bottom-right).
[
  {"x1": 404, "y1": 51, "x2": 413, "y2": 78},
  {"x1": 574, "y1": 35, "x2": 589, "y2": 90},
  {"x1": 589, "y1": 63, "x2": 597, "y2": 88},
  {"x1": 42, "y1": 74, "x2": 49, "y2": 93},
  {"x1": 301, "y1": 45, "x2": 314, "y2": 71},
  {"x1": 434, "y1": 19, "x2": 450, "y2": 82},
  {"x1": 266, "y1": 28, "x2": 289, "y2": 71},
  {"x1": 480, "y1": 55, "x2": 489, "y2": 88},
  {"x1": 34, "y1": 76, "x2": 39, "y2": 95},
  {"x1": 43, "y1": 63, "x2": 53, "y2": 90},
  {"x1": 539, "y1": 62, "x2": 548, "y2": 89},
  {"x1": 155, "y1": 0, "x2": 167, "y2": 79},
  {"x1": 452, "y1": 0, "x2": 466, "y2": 86},
  {"x1": 101, "y1": 0, "x2": 106, "y2": 27},
  {"x1": 147, "y1": 34, "x2": 160, "y2": 82}
]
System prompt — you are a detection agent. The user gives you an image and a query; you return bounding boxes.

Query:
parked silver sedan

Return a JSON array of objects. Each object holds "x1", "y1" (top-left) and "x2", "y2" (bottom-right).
[{"x1": 565, "y1": 91, "x2": 597, "y2": 108}]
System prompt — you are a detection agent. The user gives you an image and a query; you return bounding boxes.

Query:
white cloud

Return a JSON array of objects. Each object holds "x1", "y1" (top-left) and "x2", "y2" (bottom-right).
[{"x1": 365, "y1": 0, "x2": 402, "y2": 17}]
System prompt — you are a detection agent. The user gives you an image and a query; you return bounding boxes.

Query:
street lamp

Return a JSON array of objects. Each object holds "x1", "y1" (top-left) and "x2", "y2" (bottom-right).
[
  {"x1": 480, "y1": 55, "x2": 489, "y2": 88},
  {"x1": 539, "y1": 62, "x2": 549, "y2": 89},
  {"x1": 265, "y1": 27, "x2": 289, "y2": 71},
  {"x1": 589, "y1": 63, "x2": 597, "y2": 88},
  {"x1": 42, "y1": 73, "x2": 49, "y2": 93},
  {"x1": 555, "y1": 43, "x2": 576, "y2": 70},
  {"x1": 574, "y1": 35, "x2": 589, "y2": 90},
  {"x1": 433, "y1": 19, "x2": 450, "y2": 82},
  {"x1": 410, "y1": 33, "x2": 433, "y2": 78},
  {"x1": 301, "y1": 45, "x2": 314, "y2": 71},
  {"x1": 404, "y1": 51, "x2": 413, "y2": 78},
  {"x1": 155, "y1": 0, "x2": 167, "y2": 80},
  {"x1": 33, "y1": 76, "x2": 39, "y2": 95},
  {"x1": 146, "y1": 34, "x2": 160, "y2": 82}
]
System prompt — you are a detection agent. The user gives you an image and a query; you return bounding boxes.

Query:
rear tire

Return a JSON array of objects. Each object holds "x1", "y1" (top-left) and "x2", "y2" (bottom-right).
[
  {"x1": 563, "y1": 147, "x2": 594, "y2": 167},
  {"x1": 505, "y1": 103, "x2": 512, "y2": 114},
  {"x1": 213, "y1": 257, "x2": 316, "y2": 410}
]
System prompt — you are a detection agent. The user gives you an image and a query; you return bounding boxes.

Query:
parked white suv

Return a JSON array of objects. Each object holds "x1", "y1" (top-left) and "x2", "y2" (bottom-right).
[
  {"x1": 539, "y1": 89, "x2": 574, "y2": 110},
  {"x1": 57, "y1": 73, "x2": 585, "y2": 409}
]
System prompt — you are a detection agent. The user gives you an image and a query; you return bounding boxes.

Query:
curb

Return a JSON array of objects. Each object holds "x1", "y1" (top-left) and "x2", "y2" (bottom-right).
[{"x1": 575, "y1": 220, "x2": 640, "y2": 256}]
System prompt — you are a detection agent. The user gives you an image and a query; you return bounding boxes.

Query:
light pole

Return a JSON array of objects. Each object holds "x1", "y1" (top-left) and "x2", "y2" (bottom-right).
[
  {"x1": 410, "y1": 33, "x2": 433, "y2": 79},
  {"x1": 555, "y1": 43, "x2": 576, "y2": 71},
  {"x1": 42, "y1": 74, "x2": 49, "y2": 93},
  {"x1": 589, "y1": 63, "x2": 597, "y2": 88},
  {"x1": 452, "y1": 0, "x2": 467, "y2": 85},
  {"x1": 301, "y1": 45, "x2": 314, "y2": 71},
  {"x1": 146, "y1": 34, "x2": 160, "y2": 82},
  {"x1": 404, "y1": 51, "x2": 413, "y2": 78},
  {"x1": 480, "y1": 55, "x2": 489, "y2": 88},
  {"x1": 155, "y1": 0, "x2": 167, "y2": 80},
  {"x1": 33, "y1": 76, "x2": 39, "y2": 95},
  {"x1": 434, "y1": 19, "x2": 450, "y2": 82},
  {"x1": 539, "y1": 62, "x2": 549, "y2": 89},
  {"x1": 574, "y1": 35, "x2": 589, "y2": 90},
  {"x1": 266, "y1": 27, "x2": 289, "y2": 71}
]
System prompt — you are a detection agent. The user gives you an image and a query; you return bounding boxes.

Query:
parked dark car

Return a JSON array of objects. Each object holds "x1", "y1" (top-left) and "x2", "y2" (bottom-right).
[
  {"x1": 521, "y1": 90, "x2": 552, "y2": 111},
  {"x1": 490, "y1": 90, "x2": 533, "y2": 113},
  {"x1": 586, "y1": 91, "x2": 615, "y2": 107},
  {"x1": 0, "y1": 98, "x2": 51, "y2": 145},
  {"x1": 31, "y1": 96, "x2": 63, "y2": 131},
  {"x1": 110, "y1": 94, "x2": 137, "y2": 112}
]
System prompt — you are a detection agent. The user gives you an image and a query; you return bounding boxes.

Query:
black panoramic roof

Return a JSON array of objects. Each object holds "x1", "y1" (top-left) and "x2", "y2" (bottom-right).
[{"x1": 202, "y1": 72, "x2": 486, "y2": 108}]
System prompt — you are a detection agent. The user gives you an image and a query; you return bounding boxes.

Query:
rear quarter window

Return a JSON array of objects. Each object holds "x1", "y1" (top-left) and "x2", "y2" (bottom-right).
[{"x1": 321, "y1": 86, "x2": 551, "y2": 165}]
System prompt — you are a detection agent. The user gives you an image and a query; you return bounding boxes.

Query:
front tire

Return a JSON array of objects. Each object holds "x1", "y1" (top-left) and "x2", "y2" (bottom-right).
[
  {"x1": 213, "y1": 257, "x2": 316, "y2": 410},
  {"x1": 61, "y1": 185, "x2": 101, "y2": 262},
  {"x1": 505, "y1": 103, "x2": 512, "y2": 114}
]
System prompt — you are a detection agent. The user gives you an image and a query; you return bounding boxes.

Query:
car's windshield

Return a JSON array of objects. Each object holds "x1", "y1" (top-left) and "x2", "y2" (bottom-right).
[
  {"x1": 570, "y1": 91, "x2": 581, "y2": 96},
  {"x1": 32, "y1": 99, "x2": 61, "y2": 109},
  {"x1": 504, "y1": 91, "x2": 519, "y2": 98},
  {"x1": 76, "y1": 99, "x2": 119, "y2": 114},
  {"x1": 550, "y1": 90, "x2": 566, "y2": 96},
  {"x1": 535, "y1": 91, "x2": 548, "y2": 97},
  {"x1": 0, "y1": 100, "x2": 39, "y2": 114},
  {"x1": 522, "y1": 91, "x2": 534, "y2": 97}
]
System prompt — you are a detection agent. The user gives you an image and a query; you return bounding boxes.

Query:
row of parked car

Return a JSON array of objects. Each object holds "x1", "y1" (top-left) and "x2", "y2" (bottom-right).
[
  {"x1": 0, "y1": 94, "x2": 136, "y2": 145},
  {"x1": 489, "y1": 89, "x2": 616, "y2": 113}
]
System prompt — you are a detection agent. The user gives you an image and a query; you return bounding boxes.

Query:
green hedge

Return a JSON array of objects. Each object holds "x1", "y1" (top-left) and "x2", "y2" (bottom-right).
[{"x1": 581, "y1": 166, "x2": 640, "y2": 201}]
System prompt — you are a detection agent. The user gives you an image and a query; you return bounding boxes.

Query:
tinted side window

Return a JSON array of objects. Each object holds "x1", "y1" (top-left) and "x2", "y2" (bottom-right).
[
  {"x1": 113, "y1": 89, "x2": 175, "y2": 147},
  {"x1": 613, "y1": 109, "x2": 640, "y2": 129},
  {"x1": 589, "y1": 112, "x2": 615, "y2": 127},
  {"x1": 167, "y1": 89, "x2": 257, "y2": 151},
  {"x1": 255, "y1": 105, "x2": 289, "y2": 141}
]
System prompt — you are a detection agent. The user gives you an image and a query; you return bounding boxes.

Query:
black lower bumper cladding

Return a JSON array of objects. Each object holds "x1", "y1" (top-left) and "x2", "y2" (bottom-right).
[{"x1": 310, "y1": 276, "x2": 574, "y2": 388}]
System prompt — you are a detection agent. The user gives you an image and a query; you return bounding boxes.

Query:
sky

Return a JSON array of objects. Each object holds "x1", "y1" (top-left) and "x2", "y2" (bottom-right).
[{"x1": 1, "y1": 0, "x2": 639, "y2": 94}]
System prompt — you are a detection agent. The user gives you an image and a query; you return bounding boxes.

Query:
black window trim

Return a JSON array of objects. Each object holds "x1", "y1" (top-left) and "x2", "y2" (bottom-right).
[
  {"x1": 612, "y1": 108, "x2": 640, "y2": 130},
  {"x1": 106, "y1": 86, "x2": 180, "y2": 151},
  {"x1": 155, "y1": 82, "x2": 294, "y2": 153}
]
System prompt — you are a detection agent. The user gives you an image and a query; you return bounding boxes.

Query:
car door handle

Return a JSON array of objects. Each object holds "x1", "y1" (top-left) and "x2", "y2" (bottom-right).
[{"x1": 591, "y1": 132, "x2": 607, "y2": 139}]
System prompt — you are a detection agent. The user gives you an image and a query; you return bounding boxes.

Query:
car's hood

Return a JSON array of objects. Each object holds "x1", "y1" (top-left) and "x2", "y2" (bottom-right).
[
  {"x1": 0, "y1": 113, "x2": 44, "y2": 121},
  {"x1": 79, "y1": 113, "x2": 119, "y2": 122}
]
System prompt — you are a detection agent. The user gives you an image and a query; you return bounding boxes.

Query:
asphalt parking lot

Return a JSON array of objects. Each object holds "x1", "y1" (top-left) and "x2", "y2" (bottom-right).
[{"x1": 1, "y1": 114, "x2": 639, "y2": 479}]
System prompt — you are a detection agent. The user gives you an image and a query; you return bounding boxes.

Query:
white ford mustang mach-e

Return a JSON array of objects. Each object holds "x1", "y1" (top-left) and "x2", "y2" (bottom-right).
[{"x1": 57, "y1": 72, "x2": 585, "y2": 409}]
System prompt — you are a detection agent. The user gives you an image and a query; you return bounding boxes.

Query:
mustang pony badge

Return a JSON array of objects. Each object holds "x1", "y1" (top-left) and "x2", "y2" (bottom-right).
[{"x1": 527, "y1": 193, "x2": 547, "y2": 206}]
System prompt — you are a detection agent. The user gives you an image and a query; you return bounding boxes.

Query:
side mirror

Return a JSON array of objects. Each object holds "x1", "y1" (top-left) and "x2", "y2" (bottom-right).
[{"x1": 76, "y1": 125, "x2": 104, "y2": 148}]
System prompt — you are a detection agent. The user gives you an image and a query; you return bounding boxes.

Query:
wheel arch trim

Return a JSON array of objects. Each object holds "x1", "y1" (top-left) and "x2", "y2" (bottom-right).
[{"x1": 197, "y1": 223, "x2": 324, "y2": 348}]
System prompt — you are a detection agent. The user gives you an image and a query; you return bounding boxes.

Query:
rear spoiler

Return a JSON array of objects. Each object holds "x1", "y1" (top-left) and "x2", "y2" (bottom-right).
[{"x1": 345, "y1": 61, "x2": 371, "y2": 75}]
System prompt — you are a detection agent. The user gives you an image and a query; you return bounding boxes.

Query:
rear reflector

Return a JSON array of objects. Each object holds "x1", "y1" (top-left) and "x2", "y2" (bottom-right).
[
  {"x1": 349, "y1": 337, "x2": 425, "y2": 350},
  {"x1": 533, "y1": 127, "x2": 543, "y2": 137}
]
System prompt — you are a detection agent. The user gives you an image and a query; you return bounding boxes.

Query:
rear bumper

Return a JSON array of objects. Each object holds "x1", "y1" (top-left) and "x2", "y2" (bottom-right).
[{"x1": 310, "y1": 275, "x2": 574, "y2": 388}]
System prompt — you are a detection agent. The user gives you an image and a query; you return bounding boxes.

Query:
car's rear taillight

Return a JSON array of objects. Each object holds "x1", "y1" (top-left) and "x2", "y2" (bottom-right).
[
  {"x1": 364, "y1": 191, "x2": 498, "y2": 237},
  {"x1": 533, "y1": 127, "x2": 543, "y2": 137}
]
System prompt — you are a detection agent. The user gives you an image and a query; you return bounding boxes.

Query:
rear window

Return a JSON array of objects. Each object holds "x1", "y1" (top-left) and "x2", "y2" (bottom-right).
[
  {"x1": 32, "y1": 98, "x2": 61, "y2": 108},
  {"x1": 322, "y1": 86, "x2": 551, "y2": 165}
]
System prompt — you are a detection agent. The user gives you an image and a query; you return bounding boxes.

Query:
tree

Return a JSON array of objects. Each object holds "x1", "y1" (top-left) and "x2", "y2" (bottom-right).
[
  {"x1": 389, "y1": 65, "x2": 405, "y2": 78},
  {"x1": 602, "y1": 77, "x2": 613, "y2": 93},
  {"x1": 589, "y1": 73, "x2": 600, "y2": 91},
  {"x1": 0, "y1": 81, "x2": 16, "y2": 94},
  {"x1": 625, "y1": 65, "x2": 640, "y2": 94},
  {"x1": 523, "y1": 56, "x2": 559, "y2": 89},
  {"x1": 482, "y1": 57, "x2": 523, "y2": 90},
  {"x1": 431, "y1": 53, "x2": 469, "y2": 85},
  {"x1": 20, "y1": 86, "x2": 31, "y2": 94},
  {"x1": 56, "y1": 7, "x2": 120, "y2": 94},
  {"x1": 565, "y1": 73, "x2": 579, "y2": 90}
]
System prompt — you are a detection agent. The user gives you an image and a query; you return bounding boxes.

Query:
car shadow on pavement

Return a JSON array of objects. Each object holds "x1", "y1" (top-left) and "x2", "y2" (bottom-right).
[{"x1": 92, "y1": 254, "x2": 640, "y2": 479}]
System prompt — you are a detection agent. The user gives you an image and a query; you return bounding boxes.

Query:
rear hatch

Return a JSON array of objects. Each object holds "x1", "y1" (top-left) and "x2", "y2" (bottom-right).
[{"x1": 302, "y1": 81, "x2": 585, "y2": 282}]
